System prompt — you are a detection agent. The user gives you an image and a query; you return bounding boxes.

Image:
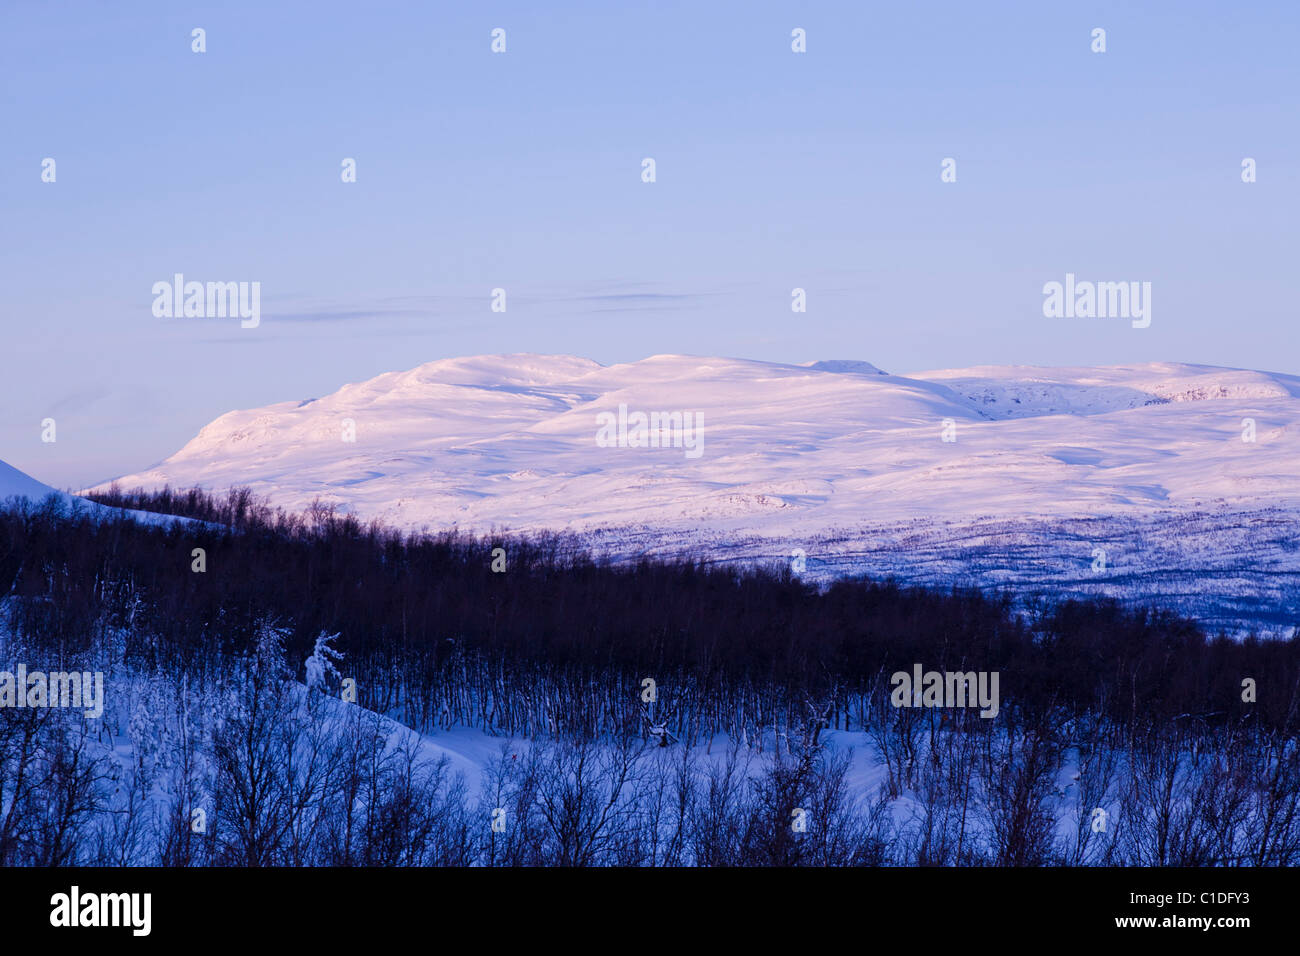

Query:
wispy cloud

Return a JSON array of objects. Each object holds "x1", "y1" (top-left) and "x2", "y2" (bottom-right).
[{"x1": 252, "y1": 284, "x2": 727, "y2": 325}]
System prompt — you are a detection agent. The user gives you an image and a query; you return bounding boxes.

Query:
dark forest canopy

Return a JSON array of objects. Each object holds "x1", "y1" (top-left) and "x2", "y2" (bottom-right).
[{"x1": 0, "y1": 485, "x2": 1293, "y2": 740}]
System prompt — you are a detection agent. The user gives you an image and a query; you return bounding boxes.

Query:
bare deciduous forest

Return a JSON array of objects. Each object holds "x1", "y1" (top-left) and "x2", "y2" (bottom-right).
[{"x1": 0, "y1": 487, "x2": 1295, "y2": 866}]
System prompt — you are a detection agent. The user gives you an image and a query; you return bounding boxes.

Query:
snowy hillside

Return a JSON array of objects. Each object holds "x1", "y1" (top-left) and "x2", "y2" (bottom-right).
[
  {"x1": 1, "y1": 458, "x2": 192, "y2": 527},
  {"x1": 88, "y1": 354, "x2": 1300, "y2": 631},
  {"x1": 0, "y1": 458, "x2": 65, "y2": 502}
]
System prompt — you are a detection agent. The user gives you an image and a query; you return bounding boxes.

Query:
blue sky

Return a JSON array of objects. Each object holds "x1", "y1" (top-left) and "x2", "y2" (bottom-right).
[{"x1": 2, "y1": 0, "x2": 1298, "y2": 488}]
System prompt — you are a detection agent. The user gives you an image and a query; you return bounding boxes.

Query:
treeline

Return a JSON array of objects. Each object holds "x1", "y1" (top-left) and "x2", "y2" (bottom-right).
[
  {"x1": 1, "y1": 487, "x2": 1298, "y2": 866},
  {"x1": 2, "y1": 633, "x2": 1297, "y2": 866},
  {"x1": 0, "y1": 485, "x2": 1288, "y2": 745}
]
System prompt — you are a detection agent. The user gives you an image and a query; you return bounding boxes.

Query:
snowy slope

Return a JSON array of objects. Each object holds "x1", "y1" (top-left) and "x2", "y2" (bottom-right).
[
  {"x1": 913, "y1": 362, "x2": 1300, "y2": 419},
  {"x1": 89, "y1": 354, "x2": 1300, "y2": 631},
  {"x1": 0, "y1": 458, "x2": 64, "y2": 502},
  {"x1": 1, "y1": 458, "x2": 195, "y2": 527}
]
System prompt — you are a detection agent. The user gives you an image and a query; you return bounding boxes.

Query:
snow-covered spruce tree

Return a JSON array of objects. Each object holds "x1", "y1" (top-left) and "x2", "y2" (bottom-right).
[{"x1": 304, "y1": 630, "x2": 343, "y2": 696}]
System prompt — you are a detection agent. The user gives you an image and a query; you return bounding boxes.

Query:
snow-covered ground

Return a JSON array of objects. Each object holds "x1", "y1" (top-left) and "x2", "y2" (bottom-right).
[
  {"x1": 1, "y1": 457, "x2": 192, "y2": 528},
  {"x1": 0, "y1": 458, "x2": 68, "y2": 503},
  {"x1": 77, "y1": 353, "x2": 1300, "y2": 632}
]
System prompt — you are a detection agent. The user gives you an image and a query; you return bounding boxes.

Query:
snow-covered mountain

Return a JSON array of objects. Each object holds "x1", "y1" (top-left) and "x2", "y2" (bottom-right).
[
  {"x1": 90, "y1": 354, "x2": 1300, "y2": 632},
  {"x1": 0, "y1": 458, "x2": 64, "y2": 503},
  {"x1": 1, "y1": 457, "x2": 191, "y2": 527}
]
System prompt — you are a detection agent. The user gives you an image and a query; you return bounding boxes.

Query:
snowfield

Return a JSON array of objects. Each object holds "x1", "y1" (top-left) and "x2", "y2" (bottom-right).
[
  {"x1": 78, "y1": 353, "x2": 1300, "y2": 633},
  {"x1": 0, "y1": 458, "x2": 65, "y2": 503},
  {"x1": 1, "y1": 458, "x2": 193, "y2": 528}
]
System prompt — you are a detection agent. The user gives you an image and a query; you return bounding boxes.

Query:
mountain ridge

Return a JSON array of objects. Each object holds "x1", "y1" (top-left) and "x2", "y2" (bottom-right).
[
  {"x1": 86, "y1": 353, "x2": 1300, "y2": 525},
  {"x1": 70, "y1": 352, "x2": 1300, "y2": 631}
]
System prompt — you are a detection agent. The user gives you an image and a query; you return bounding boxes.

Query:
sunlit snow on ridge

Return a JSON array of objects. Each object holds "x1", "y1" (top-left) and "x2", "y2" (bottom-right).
[{"x1": 79, "y1": 353, "x2": 1300, "y2": 633}]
